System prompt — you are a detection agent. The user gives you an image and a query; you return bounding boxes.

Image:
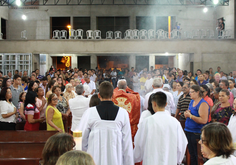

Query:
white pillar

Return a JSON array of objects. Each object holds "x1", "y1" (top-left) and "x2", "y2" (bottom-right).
[
  {"x1": 129, "y1": 54, "x2": 136, "y2": 69},
  {"x1": 71, "y1": 54, "x2": 77, "y2": 68},
  {"x1": 149, "y1": 55, "x2": 155, "y2": 69},
  {"x1": 90, "y1": 54, "x2": 97, "y2": 69}
]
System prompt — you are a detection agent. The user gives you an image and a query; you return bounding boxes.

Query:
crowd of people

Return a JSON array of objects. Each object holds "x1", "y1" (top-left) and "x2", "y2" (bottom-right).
[{"x1": 0, "y1": 64, "x2": 236, "y2": 165}]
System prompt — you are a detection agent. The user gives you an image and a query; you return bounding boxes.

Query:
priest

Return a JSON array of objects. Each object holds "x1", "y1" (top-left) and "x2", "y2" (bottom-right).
[
  {"x1": 134, "y1": 92, "x2": 188, "y2": 165},
  {"x1": 80, "y1": 81, "x2": 134, "y2": 165},
  {"x1": 113, "y1": 79, "x2": 141, "y2": 141}
]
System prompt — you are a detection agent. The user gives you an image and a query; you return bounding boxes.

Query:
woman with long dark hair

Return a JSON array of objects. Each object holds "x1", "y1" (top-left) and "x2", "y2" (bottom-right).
[
  {"x1": 24, "y1": 91, "x2": 45, "y2": 131},
  {"x1": 0, "y1": 87, "x2": 17, "y2": 130}
]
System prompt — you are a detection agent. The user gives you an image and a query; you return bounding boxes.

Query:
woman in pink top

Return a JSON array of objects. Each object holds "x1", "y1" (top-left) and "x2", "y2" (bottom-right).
[
  {"x1": 201, "y1": 85, "x2": 213, "y2": 122},
  {"x1": 35, "y1": 87, "x2": 47, "y2": 118}
]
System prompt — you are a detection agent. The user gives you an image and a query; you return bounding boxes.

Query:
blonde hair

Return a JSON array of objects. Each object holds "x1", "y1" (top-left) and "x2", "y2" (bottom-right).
[
  {"x1": 65, "y1": 83, "x2": 72, "y2": 90},
  {"x1": 74, "y1": 79, "x2": 81, "y2": 83},
  {"x1": 56, "y1": 150, "x2": 95, "y2": 165},
  {"x1": 214, "y1": 73, "x2": 221, "y2": 77}
]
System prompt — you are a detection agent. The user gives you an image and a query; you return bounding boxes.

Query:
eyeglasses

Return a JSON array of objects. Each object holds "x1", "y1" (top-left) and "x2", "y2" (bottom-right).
[
  {"x1": 183, "y1": 87, "x2": 188, "y2": 89},
  {"x1": 52, "y1": 98, "x2": 59, "y2": 101},
  {"x1": 199, "y1": 136, "x2": 207, "y2": 144},
  {"x1": 190, "y1": 91, "x2": 195, "y2": 93}
]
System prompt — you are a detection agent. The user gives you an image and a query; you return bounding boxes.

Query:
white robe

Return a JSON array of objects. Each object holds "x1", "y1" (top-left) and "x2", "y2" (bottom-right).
[
  {"x1": 228, "y1": 114, "x2": 236, "y2": 156},
  {"x1": 81, "y1": 106, "x2": 134, "y2": 165},
  {"x1": 134, "y1": 111, "x2": 188, "y2": 165},
  {"x1": 204, "y1": 155, "x2": 236, "y2": 165}
]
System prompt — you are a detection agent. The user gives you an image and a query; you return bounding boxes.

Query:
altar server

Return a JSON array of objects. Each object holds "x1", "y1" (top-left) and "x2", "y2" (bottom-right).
[
  {"x1": 134, "y1": 91, "x2": 188, "y2": 165},
  {"x1": 81, "y1": 81, "x2": 134, "y2": 165}
]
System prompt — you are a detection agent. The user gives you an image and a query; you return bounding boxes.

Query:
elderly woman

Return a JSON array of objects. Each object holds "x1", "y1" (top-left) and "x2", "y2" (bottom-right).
[
  {"x1": 199, "y1": 122, "x2": 236, "y2": 164},
  {"x1": 46, "y1": 93, "x2": 64, "y2": 132},
  {"x1": 211, "y1": 89, "x2": 234, "y2": 125},
  {"x1": 41, "y1": 133, "x2": 75, "y2": 165},
  {"x1": 184, "y1": 85, "x2": 209, "y2": 165},
  {"x1": 56, "y1": 150, "x2": 95, "y2": 165},
  {"x1": 52, "y1": 86, "x2": 70, "y2": 116},
  {"x1": 64, "y1": 83, "x2": 76, "y2": 101}
]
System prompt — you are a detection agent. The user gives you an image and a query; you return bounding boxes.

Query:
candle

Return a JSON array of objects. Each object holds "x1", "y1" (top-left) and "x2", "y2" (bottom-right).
[{"x1": 73, "y1": 131, "x2": 82, "y2": 150}]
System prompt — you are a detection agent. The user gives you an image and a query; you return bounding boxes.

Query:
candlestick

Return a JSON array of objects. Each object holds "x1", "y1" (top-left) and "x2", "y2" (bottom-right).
[{"x1": 73, "y1": 131, "x2": 82, "y2": 150}]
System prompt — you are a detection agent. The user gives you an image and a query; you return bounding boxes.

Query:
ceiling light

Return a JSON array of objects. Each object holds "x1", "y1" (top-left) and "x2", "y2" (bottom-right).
[
  {"x1": 203, "y1": 7, "x2": 208, "y2": 13},
  {"x1": 16, "y1": 0, "x2": 21, "y2": 6},
  {"x1": 213, "y1": 0, "x2": 219, "y2": 5},
  {"x1": 22, "y1": 15, "x2": 27, "y2": 20},
  {"x1": 165, "y1": 52, "x2": 169, "y2": 55}
]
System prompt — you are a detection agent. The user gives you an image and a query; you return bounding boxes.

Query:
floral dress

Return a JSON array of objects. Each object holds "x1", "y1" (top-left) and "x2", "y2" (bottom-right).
[
  {"x1": 16, "y1": 102, "x2": 25, "y2": 123},
  {"x1": 212, "y1": 104, "x2": 234, "y2": 125},
  {"x1": 56, "y1": 96, "x2": 69, "y2": 114}
]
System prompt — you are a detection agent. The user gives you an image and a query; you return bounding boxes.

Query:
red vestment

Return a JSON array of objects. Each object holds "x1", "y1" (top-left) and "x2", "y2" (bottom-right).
[{"x1": 113, "y1": 87, "x2": 140, "y2": 141}]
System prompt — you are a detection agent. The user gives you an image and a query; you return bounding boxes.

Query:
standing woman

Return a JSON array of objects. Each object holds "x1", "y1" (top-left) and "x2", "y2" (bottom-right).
[
  {"x1": 45, "y1": 80, "x2": 57, "y2": 99},
  {"x1": 46, "y1": 93, "x2": 65, "y2": 132},
  {"x1": 2, "y1": 78, "x2": 12, "y2": 88},
  {"x1": 16, "y1": 92, "x2": 26, "y2": 123},
  {"x1": 24, "y1": 91, "x2": 45, "y2": 131},
  {"x1": 52, "y1": 86, "x2": 70, "y2": 116},
  {"x1": 0, "y1": 87, "x2": 17, "y2": 130},
  {"x1": 211, "y1": 89, "x2": 234, "y2": 125},
  {"x1": 172, "y1": 82, "x2": 184, "y2": 114},
  {"x1": 57, "y1": 77, "x2": 65, "y2": 93},
  {"x1": 28, "y1": 81, "x2": 38, "y2": 92},
  {"x1": 63, "y1": 83, "x2": 75, "y2": 102},
  {"x1": 184, "y1": 85, "x2": 209, "y2": 165},
  {"x1": 200, "y1": 85, "x2": 213, "y2": 122}
]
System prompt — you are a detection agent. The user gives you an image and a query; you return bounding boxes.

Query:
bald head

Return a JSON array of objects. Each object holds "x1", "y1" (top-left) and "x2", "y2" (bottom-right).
[{"x1": 118, "y1": 80, "x2": 127, "y2": 90}]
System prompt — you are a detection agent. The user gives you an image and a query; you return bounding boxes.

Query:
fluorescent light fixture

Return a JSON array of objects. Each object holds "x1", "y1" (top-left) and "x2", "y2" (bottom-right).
[
  {"x1": 22, "y1": 15, "x2": 27, "y2": 20},
  {"x1": 203, "y1": 7, "x2": 208, "y2": 13},
  {"x1": 213, "y1": 0, "x2": 219, "y2": 5},
  {"x1": 16, "y1": 0, "x2": 21, "y2": 6},
  {"x1": 165, "y1": 52, "x2": 169, "y2": 55}
]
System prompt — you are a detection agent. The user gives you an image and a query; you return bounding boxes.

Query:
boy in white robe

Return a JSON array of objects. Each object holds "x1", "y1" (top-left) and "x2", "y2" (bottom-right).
[
  {"x1": 134, "y1": 91, "x2": 188, "y2": 165},
  {"x1": 81, "y1": 81, "x2": 134, "y2": 165},
  {"x1": 228, "y1": 98, "x2": 236, "y2": 156}
]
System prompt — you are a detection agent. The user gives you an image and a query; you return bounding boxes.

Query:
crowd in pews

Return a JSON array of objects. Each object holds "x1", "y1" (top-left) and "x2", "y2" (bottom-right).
[{"x1": 0, "y1": 65, "x2": 236, "y2": 165}]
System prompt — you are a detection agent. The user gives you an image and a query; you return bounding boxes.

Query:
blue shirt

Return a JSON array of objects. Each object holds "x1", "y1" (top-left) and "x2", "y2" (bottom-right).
[
  {"x1": 185, "y1": 99, "x2": 209, "y2": 134},
  {"x1": 177, "y1": 75, "x2": 183, "y2": 82},
  {"x1": 198, "y1": 80, "x2": 208, "y2": 86}
]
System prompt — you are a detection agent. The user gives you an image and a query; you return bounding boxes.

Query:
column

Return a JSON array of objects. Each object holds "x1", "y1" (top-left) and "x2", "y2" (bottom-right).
[
  {"x1": 71, "y1": 54, "x2": 77, "y2": 68},
  {"x1": 70, "y1": 16, "x2": 73, "y2": 29},
  {"x1": 129, "y1": 54, "x2": 136, "y2": 69},
  {"x1": 90, "y1": 54, "x2": 97, "y2": 69},
  {"x1": 149, "y1": 55, "x2": 155, "y2": 69}
]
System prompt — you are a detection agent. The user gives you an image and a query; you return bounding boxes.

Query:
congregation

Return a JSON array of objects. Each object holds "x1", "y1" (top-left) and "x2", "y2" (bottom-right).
[{"x1": 0, "y1": 65, "x2": 236, "y2": 165}]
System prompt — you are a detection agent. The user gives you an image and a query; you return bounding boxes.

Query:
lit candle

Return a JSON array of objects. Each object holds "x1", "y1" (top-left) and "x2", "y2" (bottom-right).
[{"x1": 73, "y1": 131, "x2": 82, "y2": 150}]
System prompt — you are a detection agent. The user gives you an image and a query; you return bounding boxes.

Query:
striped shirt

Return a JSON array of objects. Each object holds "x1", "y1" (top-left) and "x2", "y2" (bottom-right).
[{"x1": 177, "y1": 93, "x2": 192, "y2": 119}]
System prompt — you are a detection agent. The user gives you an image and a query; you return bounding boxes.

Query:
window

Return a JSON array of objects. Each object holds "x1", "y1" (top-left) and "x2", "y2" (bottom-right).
[
  {"x1": 136, "y1": 16, "x2": 154, "y2": 30},
  {"x1": 50, "y1": 17, "x2": 70, "y2": 38},
  {"x1": 73, "y1": 17, "x2": 91, "y2": 39},
  {"x1": 97, "y1": 17, "x2": 129, "y2": 38}
]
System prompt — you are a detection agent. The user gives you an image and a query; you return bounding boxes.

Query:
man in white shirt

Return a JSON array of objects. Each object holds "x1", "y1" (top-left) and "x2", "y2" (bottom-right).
[
  {"x1": 134, "y1": 92, "x2": 188, "y2": 165},
  {"x1": 144, "y1": 73, "x2": 153, "y2": 94},
  {"x1": 69, "y1": 84, "x2": 90, "y2": 132},
  {"x1": 79, "y1": 81, "x2": 133, "y2": 165},
  {"x1": 39, "y1": 76, "x2": 48, "y2": 97},
  {"x1": 84, "y1": 74, "x2": 96, "y2": 95},
  {"x1": 110, "y1": 68, "x2": 117, "y2": 88},
  {"x1": 144, "y1": 77, "x2": 175, "y2": 113},
  {"x1": 90, "y1": 69, "x2": 97, "y2": 82}
]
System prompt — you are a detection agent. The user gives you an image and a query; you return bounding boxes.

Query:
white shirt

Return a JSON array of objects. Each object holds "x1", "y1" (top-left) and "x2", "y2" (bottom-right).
[
  {"x1": 144, "y1": 88, "x2": 175, "y2": 114},
  {"x1": 0, "y1": 101, "x2": 16, "y2": 123},
  {"x1": 84, "y1": 80, "x2": 96, "y2": 93},
  {"x1": 134, "y1": 111, "x2": 188, "y2": 165},
  {"x1": 138, "y1": 110, "x2": 170, "y2": 128},
  {"x1": 81, "y1": 106, "x2": 134, "y2": 165},
  {"x1": 228, "y1": 114, "x2": 236, "y2": 156},
  {"x1": 172, "y1": 91, "x2": 184, "y2": 114},
  {"x1": 69, "y1": 95, "x2": 90, "y2": 132},
  {"x1": 110, "y1": 71, "x2": 117, "y2": 78},
  {"x1": 204, "y1": 155, "x2": 236, "y2": 165},
  {"x1": 144, "y1": 78, "x2": 153, "y2": 92},
  {"x1": 90, "y1": 74, "x2": 97, "y2": 82},
  {"x1": 35, "y1": 97, "x2": 47, "y2": 118}
]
